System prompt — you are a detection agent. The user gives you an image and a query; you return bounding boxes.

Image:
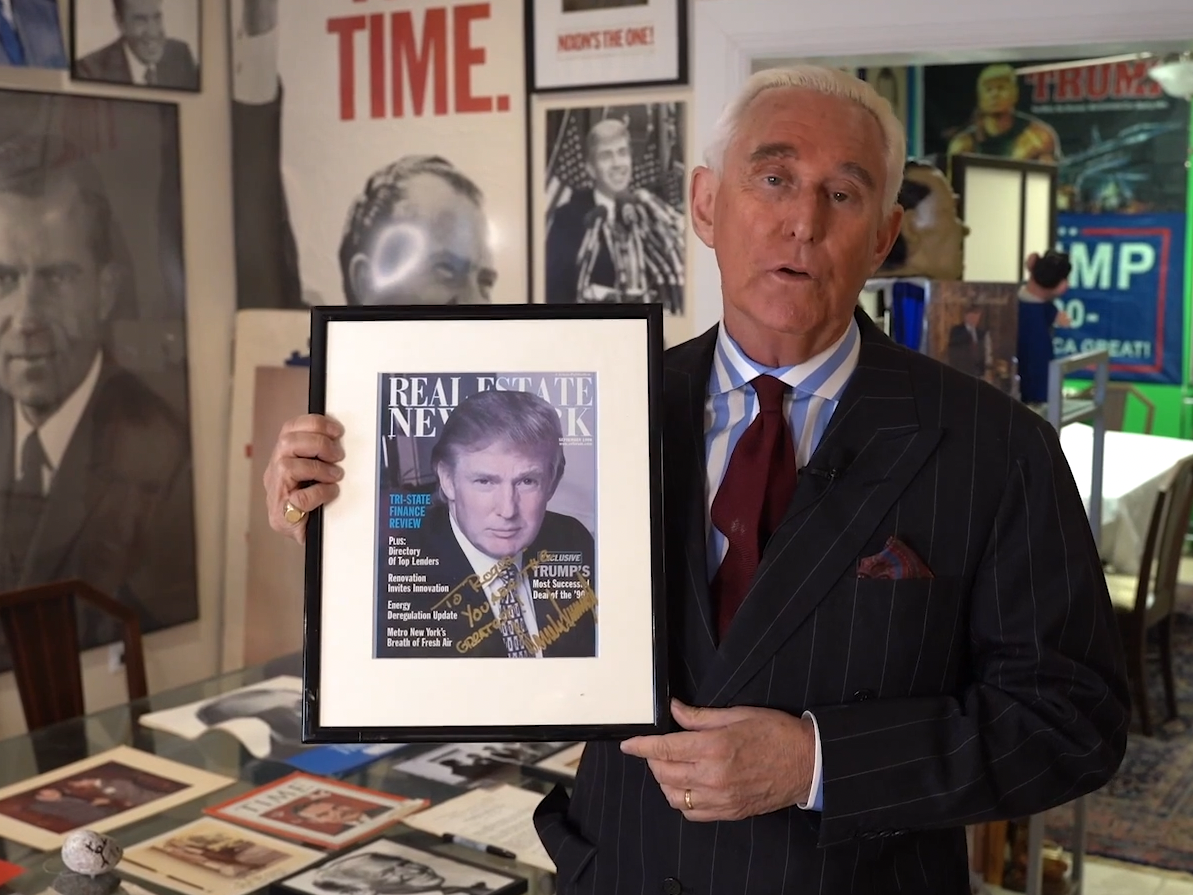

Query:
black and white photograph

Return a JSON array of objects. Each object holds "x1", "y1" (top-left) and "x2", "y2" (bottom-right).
[
  {"x1": 280, "y1": 838, "x2": 527, "y2": 895},
  {"x1": 228, "y1": 0, "x2": 527, "y2": 311},
  {"x1": 0, "y1": 88, "x2": 196, "y2": 674},
  {"x1": 393, "y1": 743, "x2": 570, "y2": 788},
  {"x1": 71, "y1": 0, "x2": 201, "y2": 91},
  {"x1": 0, "y1": 0, "x2": 67, "y2": 69},
  {"x1": 538, "y1": 100, "x2": 686, "y2": 315},
  {"x1": 528, "y1": 0, "x2": 686, "y2": 91}
]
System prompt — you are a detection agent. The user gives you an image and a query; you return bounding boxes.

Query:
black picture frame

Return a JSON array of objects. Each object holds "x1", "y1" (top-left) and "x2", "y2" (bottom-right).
[
  {"x1": 278, "y1": 837, "x2": 529, "y2": 895},
  {"x1": 525, "y1": 0, "x2": 688, "y2": 93},
  {"x1": 69, "y1": 0, "x2": 203, "y2": 93},
  {"x1": 302, "y1": 303, "x2": 668, "y2": 743}
]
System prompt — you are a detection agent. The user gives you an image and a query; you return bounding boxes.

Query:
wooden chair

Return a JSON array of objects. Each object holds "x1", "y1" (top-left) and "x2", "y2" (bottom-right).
[
  {"x1": 0, "y1": 579, "x2": 148, "y2": 732},
  {"x1": 1103, "y1": 454, "x2": 1193, "y2": 735}
]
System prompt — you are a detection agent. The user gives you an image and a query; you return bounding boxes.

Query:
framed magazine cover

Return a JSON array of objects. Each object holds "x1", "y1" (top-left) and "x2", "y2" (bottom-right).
[
  {"x1": 526, "y1": 0, "x2": 688, "y2": 92},
  {"x1": 303, "y1": 304, "x2": 667, "y2": 742}
]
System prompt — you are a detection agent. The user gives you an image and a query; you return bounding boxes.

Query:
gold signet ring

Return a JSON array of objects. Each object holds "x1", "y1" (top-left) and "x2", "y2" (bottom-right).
[
  {"x1": 684, "y1": 789, "x2": 693, "y2": 810},
  {"x1": 283, "y1": 501, "x2": 306, "y2": 524}
]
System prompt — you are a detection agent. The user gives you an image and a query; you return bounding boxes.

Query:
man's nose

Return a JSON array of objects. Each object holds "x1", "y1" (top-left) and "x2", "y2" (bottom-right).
[
  {"x1": 4, "y1": 279, "x2": 47, "y2": 333},
  {"x1": 785, "y1": 190, "x2": 826, "y2": 243},
  {"x1": 494, "y1": 484, "x2": 518, "y2": 517}
]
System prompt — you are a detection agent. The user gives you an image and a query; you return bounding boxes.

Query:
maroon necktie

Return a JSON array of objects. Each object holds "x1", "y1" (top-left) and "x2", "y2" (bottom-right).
[{"x1": 710, "y1": 375, "x2": 798, "y2": 638}]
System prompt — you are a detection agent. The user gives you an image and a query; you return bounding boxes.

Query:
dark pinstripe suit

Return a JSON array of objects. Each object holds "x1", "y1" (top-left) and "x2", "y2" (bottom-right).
[{"x1": 534, "y1": 309, "x2": 1129, "y2": 894}]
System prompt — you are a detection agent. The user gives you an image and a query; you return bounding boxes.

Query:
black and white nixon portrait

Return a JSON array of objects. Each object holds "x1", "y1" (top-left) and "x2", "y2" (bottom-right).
[
  {"x1": 71, "y1": 0, "x2": 201, "y2": 92},
  {"x1": 543, "y1": 101, "x2": 685, "y2": 314},
  {"x1": 283, "y1": 838, "x2": 523, "y2": 895},
  {"x1": 0, "y1": 89, "x2": 195, "y2": 672}
]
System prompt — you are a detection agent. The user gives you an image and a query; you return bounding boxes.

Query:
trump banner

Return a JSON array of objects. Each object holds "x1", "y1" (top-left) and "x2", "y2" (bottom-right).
[
  {"x1": 228, "y1": 0, "x2": 527, "y2": 310},
  {"x1": 1051, "y1": 212, "x2": 1186, "y2": 384}
]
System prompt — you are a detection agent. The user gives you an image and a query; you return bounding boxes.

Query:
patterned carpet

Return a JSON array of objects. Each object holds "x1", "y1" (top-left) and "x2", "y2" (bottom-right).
[{"x1": 1043, "y1": 592, "x2": 1193, "y2": 872}]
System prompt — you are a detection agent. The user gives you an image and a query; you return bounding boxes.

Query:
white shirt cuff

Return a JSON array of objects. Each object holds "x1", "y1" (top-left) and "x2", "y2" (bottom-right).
[
  {"x1": 797, "y1": 710, "x2": 823, "y2": 811},
  {"x1": 231, "y1": 8, "x2": 279, "y2": 104}
]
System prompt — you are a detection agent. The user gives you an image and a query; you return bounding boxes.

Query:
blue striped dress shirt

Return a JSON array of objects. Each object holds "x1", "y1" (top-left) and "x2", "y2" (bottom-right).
[{"x1": 702, "y1": 315, "x2": 861, "y2": 812}]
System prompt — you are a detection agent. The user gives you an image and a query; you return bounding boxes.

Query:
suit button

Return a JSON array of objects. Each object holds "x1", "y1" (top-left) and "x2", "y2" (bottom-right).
[
  {"x1": 661, "y1": 878, "x2": 683, "y2": 895},
  {"x1": 853, "y1": 689, "x2": 876, "y2": 701}
]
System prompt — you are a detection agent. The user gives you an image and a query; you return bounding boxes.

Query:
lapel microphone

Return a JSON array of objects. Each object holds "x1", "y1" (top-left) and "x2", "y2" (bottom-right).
[{"x1": 802, "y1": 447, "x2": 850, "y2": 482}]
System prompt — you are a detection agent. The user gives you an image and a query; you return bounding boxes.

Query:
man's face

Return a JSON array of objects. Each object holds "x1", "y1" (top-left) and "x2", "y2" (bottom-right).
[
  {"x1": 587, "y1": 134, "x2": 632, "y2": 198},
  {"x1": 691, "y1": 87, "x2": 900, "y2": 352},
  {"x1": 978, "y1": 74, "x2": 1017, "y2": 115},
  {"x1": 297, "y1": 801, "x2": 362, "y2": 826},
  {"x1": 358, "y1": 172, "x2": 495, "y2": 305},
  {"x1": 118, "y1": 0, "x2": 166, "y2": 66},
  {"x1": 964, "y1": 309, "x2": 982, "y2": 328},
  {"x1": 0, "y1": 179, "x2": 114, "y2": 423},
  {"x1": 438, "y1": 440, "x2": 557, "y2": 559}
]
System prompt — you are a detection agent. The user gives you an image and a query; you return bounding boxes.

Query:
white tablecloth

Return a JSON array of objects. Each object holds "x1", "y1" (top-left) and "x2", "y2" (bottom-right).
[{"x1": 1059, "y1": 425, "x2": 1193, "y2": 575}]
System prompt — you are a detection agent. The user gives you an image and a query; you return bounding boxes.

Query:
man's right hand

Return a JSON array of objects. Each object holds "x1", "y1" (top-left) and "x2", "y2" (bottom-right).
[{"x1": 264, "y1": 413, "x2": 345, "y2": 545}]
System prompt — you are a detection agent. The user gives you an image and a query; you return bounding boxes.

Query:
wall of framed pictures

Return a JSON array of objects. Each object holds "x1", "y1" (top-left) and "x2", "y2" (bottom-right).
[{"x1": 0, "y1": 0, "x2": 235, "y2": 737}]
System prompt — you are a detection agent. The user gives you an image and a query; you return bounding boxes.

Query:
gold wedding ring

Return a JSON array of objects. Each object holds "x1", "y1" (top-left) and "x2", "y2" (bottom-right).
[
  {"x1": 684, "y1": 789, "x2": 693, "y2": 811},
  {"x1": 284, "y1": 500, "x2": 306, "y2": 524}
]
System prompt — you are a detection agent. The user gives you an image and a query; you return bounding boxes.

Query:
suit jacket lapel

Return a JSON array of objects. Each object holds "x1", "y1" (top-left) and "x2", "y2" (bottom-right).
[
  {"x1": 663, "y1": 327, "x2": 719, "y2": 694},
  {"x1": 697, "y1": 313, "x2": 943, "y2": 706}
]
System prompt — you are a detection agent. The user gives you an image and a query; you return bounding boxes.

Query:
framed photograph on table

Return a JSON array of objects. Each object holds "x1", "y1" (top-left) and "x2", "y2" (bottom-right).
[
  {"x1": 527, "y1": 0, "x2": 687, "y2": 92},
  {"x1": 302, "y1": 303, "x2": 667, "y2": 743}
]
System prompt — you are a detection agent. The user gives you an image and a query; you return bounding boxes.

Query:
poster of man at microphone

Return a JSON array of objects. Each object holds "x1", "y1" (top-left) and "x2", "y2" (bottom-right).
[{"x1": 539, "y1": 100, "x2": 686, "y2": 315}]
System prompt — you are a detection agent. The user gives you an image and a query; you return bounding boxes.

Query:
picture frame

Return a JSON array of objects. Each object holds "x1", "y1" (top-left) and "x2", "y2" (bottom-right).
[
  {"x1": 120, "y1": 818, "x2": 321, "y2": 895},
  {"x1": 526, "y1": 0, "x2": 687, "y2": 92},
  {"x1": 302, "y1": 303, "x2": 667, "y2": 743},
  {"x1": 531, "y1": 89, "x2": 692, "y2": 346},
  {"x1": 70, "y1": 0, "x2": 202, "y2": 93},
  {"x1": 0, "y1": 747, "x2": 233, "y2": 850},
  {"x1": 278, "y1": 837, "x2": 528, "y2": 895},
  {"x1": 204, "y1": 772, "x2": 428, "y2": 850}
]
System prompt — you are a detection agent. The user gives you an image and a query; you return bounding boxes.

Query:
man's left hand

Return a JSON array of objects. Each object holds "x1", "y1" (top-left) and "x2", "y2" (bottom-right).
[{"x1": 619, "y1": 699, "x2": 816, "y2": 822}]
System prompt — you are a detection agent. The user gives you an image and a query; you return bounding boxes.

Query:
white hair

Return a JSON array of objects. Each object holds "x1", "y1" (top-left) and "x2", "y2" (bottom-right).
[{"x1": 703, "y1": 65, "x2": 906, "y2": 209}]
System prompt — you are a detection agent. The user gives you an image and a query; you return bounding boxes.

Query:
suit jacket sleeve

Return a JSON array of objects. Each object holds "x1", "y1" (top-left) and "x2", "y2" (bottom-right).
[
  {"x1": 545, "y1": 204, "x2": 582, "y2": 304},
  {"x1": 808, "y1": 420, "x2": 1129, "y2": 844}
]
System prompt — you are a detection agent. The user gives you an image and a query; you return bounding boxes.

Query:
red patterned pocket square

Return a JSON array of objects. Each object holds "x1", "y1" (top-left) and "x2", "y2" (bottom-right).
[{"x1": 857, "y1": 535, "x2": 934, "y2": 580}]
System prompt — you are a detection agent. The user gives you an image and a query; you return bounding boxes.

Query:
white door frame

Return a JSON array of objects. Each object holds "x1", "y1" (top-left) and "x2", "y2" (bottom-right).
[{"x1": 690, "y1": 0, "x2": 1193, "y2": 334}]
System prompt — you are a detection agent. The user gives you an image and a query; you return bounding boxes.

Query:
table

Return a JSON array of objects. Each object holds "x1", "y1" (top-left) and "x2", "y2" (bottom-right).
[
  {"x1": 1059, "y1": 424, "x2": 1193, "y2": 575},
  {"x1": 0, "y1": 654, "x2": 559, "y2": 895}
]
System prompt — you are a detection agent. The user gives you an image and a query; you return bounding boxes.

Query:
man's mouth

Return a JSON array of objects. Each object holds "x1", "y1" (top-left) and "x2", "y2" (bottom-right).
[{"x1": 773, "y1": 266, "x2": 814, "y2": 280}]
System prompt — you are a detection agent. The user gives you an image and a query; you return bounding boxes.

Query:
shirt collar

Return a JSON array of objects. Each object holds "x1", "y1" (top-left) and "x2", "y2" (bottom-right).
[
  {"x1": 14, "y1": 351, "x2": 104, "y2": 473},
  {"x1": 122, "y1": 40, "x2": 151, "y2": 83},
  {"x1": 710, "y1": 315, "x2": 860, "y2": 401},
  {"x1": 448, "y1": 507, "x2": 523, "y2": 590}
]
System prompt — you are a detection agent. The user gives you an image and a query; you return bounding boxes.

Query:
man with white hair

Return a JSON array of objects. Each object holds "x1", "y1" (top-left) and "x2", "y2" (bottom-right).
[{"x1": 261, "y1": 65, "x2": 1128, "y2": 892}]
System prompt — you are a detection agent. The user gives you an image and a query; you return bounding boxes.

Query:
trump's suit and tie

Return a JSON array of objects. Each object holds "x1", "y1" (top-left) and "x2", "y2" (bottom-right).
[{"x1": 534, "y1": 308, "x2": 1128, "y2": 893}]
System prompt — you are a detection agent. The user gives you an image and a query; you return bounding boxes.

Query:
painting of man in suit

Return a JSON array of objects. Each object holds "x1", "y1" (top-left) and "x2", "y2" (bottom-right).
[
  {"x1": 0, "y1": 0, "x2": 66, "y2": 69},
  {"x1": 946, "y1": 307, "x2": 993, "y2": 379},
  {"x1": 73, "y1": 0, "x2": 200, "y2": 91},
  {"x1": 0, "y1": 102, "x2": 197, "y2": 669},
  {"x1": 930, "y1": 282, "x2": 1019, "y2": 394},
  {"x1": 379, "y1": 387, "x2": 596, "y2": 660},
  {"x1": 544, "y1": 104, "x2": 685, "y2": 313}
]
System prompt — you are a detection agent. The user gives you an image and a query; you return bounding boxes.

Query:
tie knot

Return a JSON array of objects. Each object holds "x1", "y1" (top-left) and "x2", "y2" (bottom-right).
[{"x1": 751, "y1": 375, "x2": 787, "y2": 413}]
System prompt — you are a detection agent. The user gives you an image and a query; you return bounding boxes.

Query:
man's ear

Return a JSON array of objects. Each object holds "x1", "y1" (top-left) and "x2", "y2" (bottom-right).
[
  {"x1": 348, "y1": 254, "x2": 372, "y2": 304},
  {"x1": 690, "y1": 166, "x2": 717, "y2": 249},
  {"x1": 97, "y1": 263, "x2": 120, "y2": 322},
  {"x1": 870, "y1": 205, "x2": 904, "y2": 272}
]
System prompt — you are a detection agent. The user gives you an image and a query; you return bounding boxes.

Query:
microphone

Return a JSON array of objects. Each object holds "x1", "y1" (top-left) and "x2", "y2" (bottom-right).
[{"x1": 802, "y1": 447, "x2": 850, "y2": 482}]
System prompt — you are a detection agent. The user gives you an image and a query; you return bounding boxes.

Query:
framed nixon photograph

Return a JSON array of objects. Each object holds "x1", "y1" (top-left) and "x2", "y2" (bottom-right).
[
  {"x1": 532, "y1": 91, "x2": 691, "y2": 346},
  {"x1": 302, "y1": 304, "x2": 666, "y2": 743},
  {"x1": 71, "y1": 0, "x2": 201, "y2": 92},
  {"x1": 527, "y1": 0, "x2": 686, "y2": 92}
]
